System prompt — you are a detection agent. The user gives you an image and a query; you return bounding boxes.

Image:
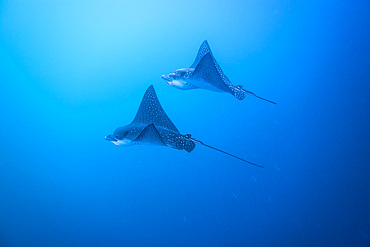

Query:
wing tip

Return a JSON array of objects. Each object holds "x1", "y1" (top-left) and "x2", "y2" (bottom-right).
[{"x1": 144, "y1": 85, "x2": 157, "y2": 97}]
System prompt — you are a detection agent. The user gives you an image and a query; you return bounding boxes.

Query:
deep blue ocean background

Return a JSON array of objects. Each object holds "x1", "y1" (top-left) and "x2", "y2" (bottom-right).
[{"x1": 1, "y1": 1, "x2": 369, "y2": 246}]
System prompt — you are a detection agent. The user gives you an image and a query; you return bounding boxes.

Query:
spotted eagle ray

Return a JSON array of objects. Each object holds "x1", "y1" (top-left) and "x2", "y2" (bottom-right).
[
  {"x1": 162, "y1": 40, "x2": 276, "y2": 104},
  {"x1": 105, "y1": 85, "x2": 263, "y2": 168}
]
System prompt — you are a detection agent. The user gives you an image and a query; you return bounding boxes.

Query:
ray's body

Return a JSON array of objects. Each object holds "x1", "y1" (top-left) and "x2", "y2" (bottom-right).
[
  {"x1": 105, "y1": 86, "x2": 195, "y2": 152},
  {"x1": 105, "y1": 85, "x2": 263, "y2": 168},
  {"x1": 162, "y1": 40, "x2": 276, "y2": 104}
]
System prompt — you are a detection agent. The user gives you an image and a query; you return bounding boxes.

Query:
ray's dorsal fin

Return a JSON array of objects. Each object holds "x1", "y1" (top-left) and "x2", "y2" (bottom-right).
[
  {"x1": 191, "y1": 53, "x2": 233, "y2": 93},
  {"x1": 134, "y1": 124, "x2": 167, "y2": 146},
  {"x1": 132, "y1": 85, "x2": 179, "y2": 133},
  {"x1": 190, "y1": 40, "x2": 212, "y2": 68}
]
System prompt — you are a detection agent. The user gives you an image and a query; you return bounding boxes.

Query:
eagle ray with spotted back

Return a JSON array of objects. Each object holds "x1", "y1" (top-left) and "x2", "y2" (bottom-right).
[
  {"x1": 162, "y1": 40, "x2": 276, "y2": 104},
  {"x1": 105, "y1": 85, "x2": 194, "y2": 152},
  {"x1": 105, "y1": 85, "x2": 264, "y2": 168}
]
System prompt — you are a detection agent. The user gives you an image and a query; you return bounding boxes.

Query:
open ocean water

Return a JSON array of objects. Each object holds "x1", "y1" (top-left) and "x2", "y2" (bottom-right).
[{"x1": 0, "y1": 1, "x2": 369, "y2": 246}]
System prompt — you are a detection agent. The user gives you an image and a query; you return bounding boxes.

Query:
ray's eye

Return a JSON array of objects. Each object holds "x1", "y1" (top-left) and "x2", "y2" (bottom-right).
[
  {"x1": 121, "y1": 131, "x2": 129, "y2": 139},
  {"x1": 115, "y1": 131, "x2": 129, "y2": 140},
  {"x1": 169, "y1": 73, "x2": 177, "y2": 79}
]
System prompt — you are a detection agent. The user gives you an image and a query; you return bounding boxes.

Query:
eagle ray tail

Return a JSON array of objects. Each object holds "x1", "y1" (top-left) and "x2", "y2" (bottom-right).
[
  {"x1": 184, "y1": 135, "x2": 264, "y2": 168},
  {"x1": 240, "y1": 88, "x2": 277, "y2": 104}
]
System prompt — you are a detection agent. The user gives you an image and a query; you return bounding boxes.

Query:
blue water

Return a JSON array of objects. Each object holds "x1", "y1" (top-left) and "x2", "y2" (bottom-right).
[{"x1": 1, "y1": 1, "x2": 369, "y2": 246}]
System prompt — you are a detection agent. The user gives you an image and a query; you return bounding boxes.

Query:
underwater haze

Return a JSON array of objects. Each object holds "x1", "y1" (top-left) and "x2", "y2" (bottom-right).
[{"x1": 1, "y1": 1, "x2": 369, "y2": 246}]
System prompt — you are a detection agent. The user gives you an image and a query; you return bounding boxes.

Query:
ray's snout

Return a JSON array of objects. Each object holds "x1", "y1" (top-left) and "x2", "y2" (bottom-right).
[{"x1": 105, "y1": 135, "x2": 117, "y2": 142}]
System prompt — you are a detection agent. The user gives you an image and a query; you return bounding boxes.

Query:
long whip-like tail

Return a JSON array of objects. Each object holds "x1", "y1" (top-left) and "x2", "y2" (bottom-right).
[
  {"x1": 183, "y1": 134, "x2": 264, "y2": 168},
  {"x1": 238, "y1": 87, "x2": 276, "y2": 104}
]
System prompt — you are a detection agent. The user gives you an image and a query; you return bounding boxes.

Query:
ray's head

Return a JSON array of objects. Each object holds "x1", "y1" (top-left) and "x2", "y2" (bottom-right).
[
  {"x1": 105, "y1": 126, "x2": 133, "y2": 146},
  {"x1": 161, "y1": 68, "x2": 194, "y2": 90}
]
